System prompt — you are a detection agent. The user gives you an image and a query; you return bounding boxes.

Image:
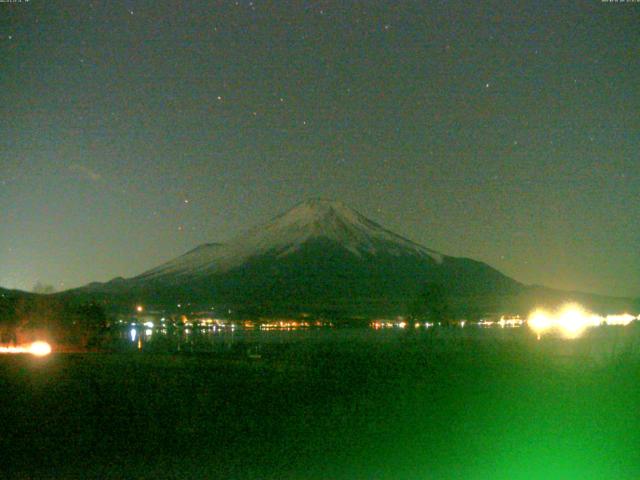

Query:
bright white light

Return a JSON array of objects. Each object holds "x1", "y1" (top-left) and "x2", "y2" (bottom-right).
[
  {"x1": 130, "y1": 328, "x2": 137, "y2": 342},
  {"x1": 29, "y1": 341, "x2": 52, "y2": 357},
  {"x1": 527, "y1": 303, "x2": 636, "y2": 339},
  {"x1": 528, "y1": 309, "x2": 553, "y2": 339},
  {"x1": 143, "y1": 321, "x2": 154, "y2": 328},
  {"x1": 605, "y1": 314, "x2": 636, "y2": 326},
  {"x1": 557, "y1": 304, "x2": 594, "y2": 339}
]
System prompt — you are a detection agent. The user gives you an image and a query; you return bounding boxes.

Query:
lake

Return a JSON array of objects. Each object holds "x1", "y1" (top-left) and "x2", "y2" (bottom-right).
[
  {"x1": 1, "y1": 323, "x2": 639, "y2": 479},
  {"x1": 116, "y1": 321, "x2": 640, "y2": 363}
]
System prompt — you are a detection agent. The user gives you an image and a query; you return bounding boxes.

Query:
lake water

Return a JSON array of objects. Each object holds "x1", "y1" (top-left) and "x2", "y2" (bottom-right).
[
  {"x1": 2, "y1": 321, "x2": 640, "y2": 479},
  {"x1": 115, "y1": 321, "x2": 640, "y2": 364}
]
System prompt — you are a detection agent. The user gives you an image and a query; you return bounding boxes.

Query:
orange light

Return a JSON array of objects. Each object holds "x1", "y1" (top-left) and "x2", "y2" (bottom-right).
[{"x1": 0, "y1": 341, "x2": 52, "y2": 356}]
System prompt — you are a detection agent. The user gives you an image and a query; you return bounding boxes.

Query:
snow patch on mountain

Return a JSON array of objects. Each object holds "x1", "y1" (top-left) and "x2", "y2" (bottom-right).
[{"x1": 137, "y1": 199, "x2": 443, "y2": 280}]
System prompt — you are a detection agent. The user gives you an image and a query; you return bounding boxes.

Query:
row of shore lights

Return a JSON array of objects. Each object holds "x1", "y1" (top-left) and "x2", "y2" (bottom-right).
[{"x1": 133, "y1": 303, "x2": 637, "y2": 341}]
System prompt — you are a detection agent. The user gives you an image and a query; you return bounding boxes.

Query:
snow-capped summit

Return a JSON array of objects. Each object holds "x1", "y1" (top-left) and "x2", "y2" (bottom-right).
[
  {"x1": 137, "y1": 199, "x2": 442, "y2": 281},
  {"x1": 81, "y1": 199, "x2": 521, "y2": 316},
  {"x1": 239, "y1": 198, "x2": 442, "y2": 260}
]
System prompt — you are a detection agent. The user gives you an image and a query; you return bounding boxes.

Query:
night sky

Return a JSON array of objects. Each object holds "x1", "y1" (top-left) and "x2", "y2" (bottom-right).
[{"x1": 1, "y1": 0, "x2": 638, "y2": 297}]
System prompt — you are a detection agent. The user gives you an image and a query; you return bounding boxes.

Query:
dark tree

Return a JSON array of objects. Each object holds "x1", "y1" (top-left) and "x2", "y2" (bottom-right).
[{"x1": 68, "y1": 303, "x2": 108, "y2": 347}]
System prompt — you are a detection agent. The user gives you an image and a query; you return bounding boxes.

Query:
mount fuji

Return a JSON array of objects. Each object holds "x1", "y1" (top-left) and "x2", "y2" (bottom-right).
[
  {"x1": 139, "y1": 199, "x2": 445, "y2": 281},
  {"x1": 76, "y1": 199, "x2": 523, "y2": 316}
]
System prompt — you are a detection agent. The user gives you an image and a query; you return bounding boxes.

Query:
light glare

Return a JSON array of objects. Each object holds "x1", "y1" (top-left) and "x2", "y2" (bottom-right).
[
  {"x1": 0, "y1": 341, "x2": 52, "y2": 356},
  {"x1": 29, "y1": 341, "x2": 52, "y2": 356},
  {"x1": 528, "y1": 303, "x2": 637, "y2": 339}
]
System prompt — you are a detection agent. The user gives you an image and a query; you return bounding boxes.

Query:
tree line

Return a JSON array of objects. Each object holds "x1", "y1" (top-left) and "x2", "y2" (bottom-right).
[{"x1": 0, "y1": 293, "x2": 107, "y2": 348}]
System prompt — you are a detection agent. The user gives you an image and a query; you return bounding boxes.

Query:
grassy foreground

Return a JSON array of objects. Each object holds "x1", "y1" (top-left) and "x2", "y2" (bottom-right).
[{"x1": 1, "y1": 329, "x2": 639, "y2": 479}]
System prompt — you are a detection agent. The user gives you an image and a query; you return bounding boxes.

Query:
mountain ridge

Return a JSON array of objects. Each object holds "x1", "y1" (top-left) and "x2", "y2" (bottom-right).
[
  {"x1": 68, "y1": 199, "x2": 528, "y2": 316},
  {"x1": 135, "y1": 199, "x2": 445, "y2": 283}
]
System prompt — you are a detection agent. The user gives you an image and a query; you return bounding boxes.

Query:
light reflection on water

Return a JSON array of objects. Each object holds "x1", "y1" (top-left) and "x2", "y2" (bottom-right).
[{"x1": 113, "y1": 321, "x2": 640, "y2": 363}]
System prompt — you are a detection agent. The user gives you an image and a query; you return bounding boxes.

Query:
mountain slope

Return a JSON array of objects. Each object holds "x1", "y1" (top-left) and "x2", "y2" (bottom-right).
[
  {"x1": 137, "y1": 199, "x2": 443, "y2": 282},
  {"x1": 75, "y1": 199, "x2": 523, "y2": 316}
]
